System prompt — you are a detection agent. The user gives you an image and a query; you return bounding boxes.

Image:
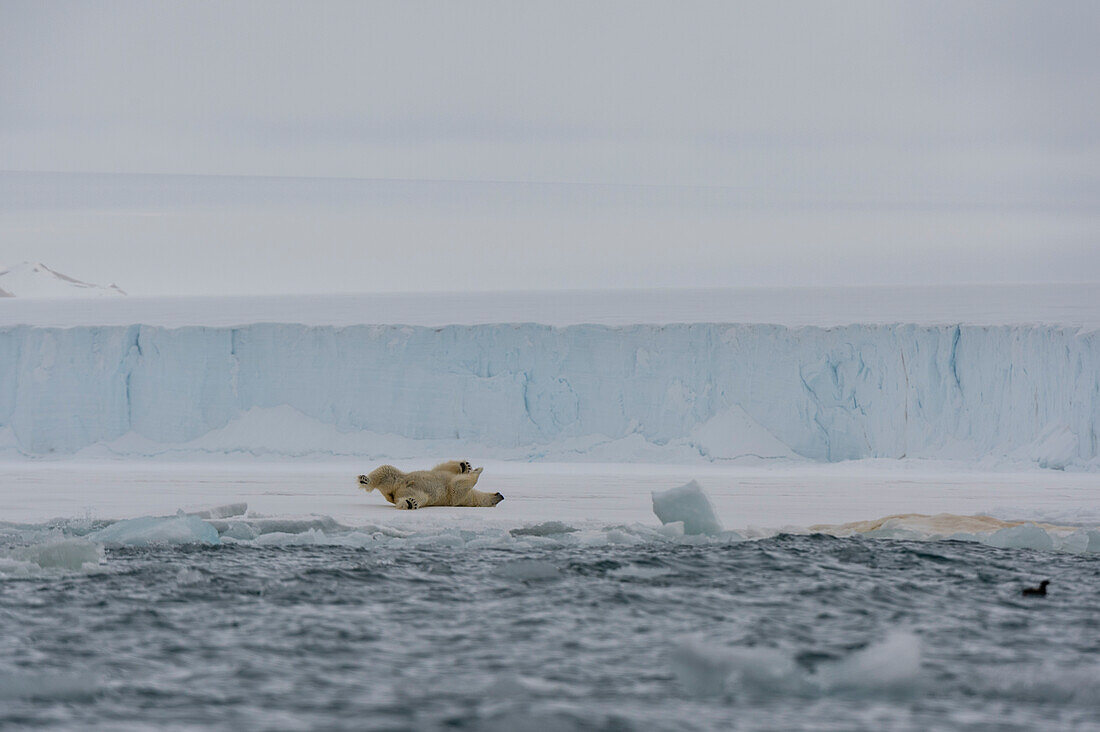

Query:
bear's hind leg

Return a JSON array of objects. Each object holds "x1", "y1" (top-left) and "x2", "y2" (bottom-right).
[
  {"x1": 452, "y1": 466, "x2": 483, "y2": 489},
  {"x1": 392, "y1": 484, "x2": 429, "y2": 510},
  {"x1": 450, "y1": 469, "x2": 502, "y2": 507},
  {"x1": 431, "y1": 460, "x2": 472, "y2": 475},
  {"x1": 458, "y1": 489, "x2": 504, "y2": 507}
]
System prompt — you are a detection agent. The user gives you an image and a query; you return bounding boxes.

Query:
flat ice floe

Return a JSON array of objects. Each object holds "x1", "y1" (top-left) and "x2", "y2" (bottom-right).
[
  {"x1": 5, "y1": 459, "x2": 1098, "y2": 526},
  {"x1": 2, "y1": 466, "x2": 1097, "y2": 573}
]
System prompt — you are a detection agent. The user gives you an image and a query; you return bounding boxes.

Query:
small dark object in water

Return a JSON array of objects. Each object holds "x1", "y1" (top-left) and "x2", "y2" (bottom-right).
[{"x1": 1022, "y1": 580, "x2": 1050, "y2": 597}]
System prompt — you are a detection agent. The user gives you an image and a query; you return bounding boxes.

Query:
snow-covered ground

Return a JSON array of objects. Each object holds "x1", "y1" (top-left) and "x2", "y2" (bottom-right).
[{"x1": 2, "y1": 459, "x2": 1097, "y2": 537}]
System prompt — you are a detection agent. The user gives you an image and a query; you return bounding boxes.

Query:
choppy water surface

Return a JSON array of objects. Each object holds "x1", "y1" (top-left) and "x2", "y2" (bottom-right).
[{"x1": 2, "y1": 531, "x2": 1099, "y2": 731}]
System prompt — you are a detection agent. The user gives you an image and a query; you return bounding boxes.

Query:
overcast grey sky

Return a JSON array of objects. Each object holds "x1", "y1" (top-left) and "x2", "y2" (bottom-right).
[{"x1": 1, "y1": 1, "x2": 1098, "y2": 295}]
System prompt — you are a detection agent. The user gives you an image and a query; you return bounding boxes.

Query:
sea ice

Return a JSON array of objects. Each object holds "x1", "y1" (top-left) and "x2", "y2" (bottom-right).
[
  {"x1": 254, "y1": 528, "x2": 326, "y2": 546},
  {"x1": 12, "y1": 538, "x2": 104, "y2": 571},
  {"x1": 657, "y1": 521, "x2": 685, "y2": 537},
  {"x1": 217, "y1": 521, "x2": 259, "y2": 541},
  {"x1": 510, "y1": 521, "x2": 578, "y2": 537},
  {"x1": 651, "y1": 481, "x2": 723, "y2": 535},
  {"x1": 984, "y1": 523, "x2": 1056, "y2": 551},
  {"x1": 207, "y1": 516, "x2": 340, "y2": 536},
  {"x1": 187, "y1": 502, "x2": 248, "y2": 519},
  {"x1": 0, "y1": 538, "x2": 104, "y2": 575},
  {"x1": 1056, "y1": 528, "x2": 1100, "y2": 553},
  {"x1": 90, "y1": 514, "x2": 219, "y2": 546}
]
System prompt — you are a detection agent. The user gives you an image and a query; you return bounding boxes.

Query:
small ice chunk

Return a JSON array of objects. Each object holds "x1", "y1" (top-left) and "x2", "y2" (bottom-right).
[
  {"x1": 603, "y1": 528, "x2": 643, "y2": 545},
  {"x1": 187, "y1": 503, "x2": 248, "y2": 520},
  {"x1": 12, "y1": 539, "x2": 104, "y2": 571},
  {"x1": 218, "y1": 521, "x2": 259, "y2": 541},
  {"x1": 985, "y1": 523, "x2": 1055, "y2": 551},
  {"x1": 510, "y1": 521, "x2": 579, "y2": 537},
  {"x1": 209, "y1": 516, "x2": 340, "y2": 536},
  {"x1": 91, "y1": 515, "x2": 219, "y2": 546},
  {"x1": 863, "y1": 527, "x2": 923, "y2": 541},
  {"x1": 1057, "y1": 530, "x2": 1088, "y2": 553},
  {"x1": 657, "y1": 521, "x2": 685, "y2": 538},
  {"x1": 255, "y1": 528, "x2": 323, "y2": 546},
  {"x1": 252, "y1": 516, "x2": 340, "y2": 535},
  {"x1": 1058, "y1": 528, "x2": 1100, "y2": 553},
  {"x1": 651, "y1": 480, "x2": 723, "y2": 535},
  {"x1": 254, "y1": 528, "x2": 393, "y2": 548}
]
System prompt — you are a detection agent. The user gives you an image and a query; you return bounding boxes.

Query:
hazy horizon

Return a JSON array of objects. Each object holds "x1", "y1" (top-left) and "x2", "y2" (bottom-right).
[{"x1": 2, "y1": 1, "x2": 1098, "y2": 296}]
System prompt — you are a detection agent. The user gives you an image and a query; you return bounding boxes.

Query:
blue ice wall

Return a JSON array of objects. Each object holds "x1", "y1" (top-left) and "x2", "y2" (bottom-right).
[{"x1": 0, "y1": 323, "x2": 1096, "y2": 465}]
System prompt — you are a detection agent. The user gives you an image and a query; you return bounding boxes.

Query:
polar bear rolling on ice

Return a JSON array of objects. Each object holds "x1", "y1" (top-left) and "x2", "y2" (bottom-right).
[{"x1": 357, "y1": 460, "x2": 504, "y2": 510}]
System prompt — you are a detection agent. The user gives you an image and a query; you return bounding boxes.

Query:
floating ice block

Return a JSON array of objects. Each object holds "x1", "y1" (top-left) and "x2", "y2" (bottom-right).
[
  {"x1": 984, "y1": 523, "x2": 1055, "y2": 551},
  {"x1": 90, "y1": 515, "x2": 220, "y2": 546},
  {"x1": 652, "y1": 480, "x2": 723, "y2": 536}
]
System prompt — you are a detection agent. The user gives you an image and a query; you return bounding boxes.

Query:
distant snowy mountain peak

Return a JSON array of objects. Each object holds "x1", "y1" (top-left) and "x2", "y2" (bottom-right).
[{"x1": 0, "y1": 261, "x2": 126, "y2": 298}]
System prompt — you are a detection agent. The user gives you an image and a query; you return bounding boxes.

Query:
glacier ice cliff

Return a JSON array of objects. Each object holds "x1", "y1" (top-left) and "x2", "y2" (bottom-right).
[{"x1": 0, "y1": 323, "x2": 1096, "y2": 467}]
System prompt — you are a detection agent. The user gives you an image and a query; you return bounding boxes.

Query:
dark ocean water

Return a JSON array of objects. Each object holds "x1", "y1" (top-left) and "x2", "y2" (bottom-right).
[{"x1": 2, "y1": 534, "x2": 1098, "y2": 731}]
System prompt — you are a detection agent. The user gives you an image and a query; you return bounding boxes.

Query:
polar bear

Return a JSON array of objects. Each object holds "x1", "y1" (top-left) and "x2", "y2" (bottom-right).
[{"x1": 357, "y1": 460, "x2": 504, "y2": 510}]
